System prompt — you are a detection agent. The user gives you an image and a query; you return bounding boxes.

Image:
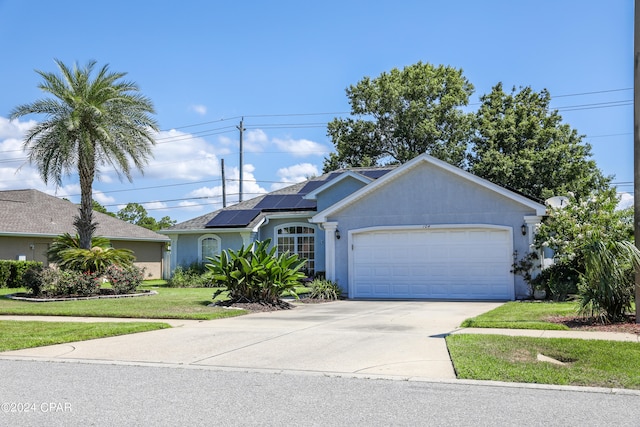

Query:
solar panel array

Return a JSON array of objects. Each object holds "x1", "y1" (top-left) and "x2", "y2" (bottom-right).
[
  {"x1": 205, "y1": 209, "x2": 261, "y2": 228},
  {"x1": 253, "y1": 194, "x2": 316, "y2": 211},
  {"x1": 204, "y1": 168, "x2": 393, "y2": 228}
]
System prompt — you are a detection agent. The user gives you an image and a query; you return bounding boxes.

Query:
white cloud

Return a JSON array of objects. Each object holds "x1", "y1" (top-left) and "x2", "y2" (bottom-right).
[
  {"x1": 141, "y1": 129, "x2": 224, "y2": 181},
  {"x1": 271, "y1": 163, "x2": 319, "y2": 191},
  {"x1": 0, "y1": 117, "x2": 37, "y2": 139},
  {"x1": 143, "y1": 201, "x2": 169, "y2": 211},
  {"x1": 617, "y1": 192, "x2": 633, "y2": 210},
  {"x1": 273, "y1": 137, "x2": 329, "y2": 157},
  {"x1": 189, "y1": 104, "x2": 207, "y2": 115},
  {"x1": 185, "y1": 163, "x2": 268, "y2": 209}
]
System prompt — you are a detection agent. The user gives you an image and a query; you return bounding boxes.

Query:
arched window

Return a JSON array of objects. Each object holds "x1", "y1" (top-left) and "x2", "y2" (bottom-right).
[
  {"x1": 275, "y1": 224, "x2": 315, "y2": 275},
  {"x1": 198, "y1": 234, "x2": 221, "y2": 263}
]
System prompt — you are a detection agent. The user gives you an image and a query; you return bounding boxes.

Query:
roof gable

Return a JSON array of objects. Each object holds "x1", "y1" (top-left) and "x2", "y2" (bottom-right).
[
  {"x1": 311, "y1": 153, "x2": 546, "y2": 223},
  {"x1": 303, "y1": 171, "x2": 372, "y2": 200}
]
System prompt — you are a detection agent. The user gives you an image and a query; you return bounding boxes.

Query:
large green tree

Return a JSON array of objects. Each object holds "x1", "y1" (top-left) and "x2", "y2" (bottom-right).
[
  {"x1": 117, "y1": 202, "x2": 176, "y2": 231},
  {"x1": 11, "y1": 60, "x2": 158, "y2": 249},
  {"x1": 468, "y1": 83, "x2": 610, "y2": 200},
  {"x1": 323, "y1": 62, "x2": 475, "y2": 172}
]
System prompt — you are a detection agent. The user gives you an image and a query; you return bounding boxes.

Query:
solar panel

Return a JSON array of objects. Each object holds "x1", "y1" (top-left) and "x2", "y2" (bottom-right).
[
  {"x1": 297, "y1": 172, "x2": 342, "y2": 194},
  {"x1": 254, "y1": 194, "x2": 316, "y2": 211},
  {"x1": 205, "y1": 209, "x2": 261, "y2": 228},
  {"x1": 360, "y1": 169, "x2": 393, "y2": 179}
]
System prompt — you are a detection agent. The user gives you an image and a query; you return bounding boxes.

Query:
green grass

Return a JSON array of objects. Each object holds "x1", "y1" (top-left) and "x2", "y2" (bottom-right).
[
  {"x1": 461, "y1": 301, "x2": 580, "y2": 330},
  {"x1": 0, "y1": 320, "x2": 170, "y2": 352},
  {"x1": 446, "y1": 334, "x2": 640, "y2": 390},
  {"x1": 0, "y1": 286, "x2": 246, "y2": 320}
]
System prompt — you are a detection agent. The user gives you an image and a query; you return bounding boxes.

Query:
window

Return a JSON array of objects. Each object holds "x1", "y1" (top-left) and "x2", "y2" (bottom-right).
[
  {"x1": 198, "y1": 234, "x2": 221, "y2": 263},
  {"x1": 276, "y1": 224, "x2": 315, "y2": 275}
]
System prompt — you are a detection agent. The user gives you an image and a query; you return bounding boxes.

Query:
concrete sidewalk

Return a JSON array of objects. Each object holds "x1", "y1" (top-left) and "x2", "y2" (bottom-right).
[{"x1": 452, "y1": 327, "x2": 640, "y2": 342}]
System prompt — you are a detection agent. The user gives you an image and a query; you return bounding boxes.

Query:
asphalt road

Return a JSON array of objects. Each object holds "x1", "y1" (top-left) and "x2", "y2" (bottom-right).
[{"x1": 1, "y1": 360, "x2": 639, "y2": 426}]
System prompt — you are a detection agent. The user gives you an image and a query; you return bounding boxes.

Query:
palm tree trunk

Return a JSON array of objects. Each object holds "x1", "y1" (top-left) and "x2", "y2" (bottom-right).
[{"x1": 75, "y1": 148, "x2": 97, "y2": 250}]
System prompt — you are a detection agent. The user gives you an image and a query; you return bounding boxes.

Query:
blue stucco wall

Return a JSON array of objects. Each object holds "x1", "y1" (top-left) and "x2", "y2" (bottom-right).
[
  {"x1": 324, "y1": 165, "x2": 539, "y2": 298},
  {"x1": 315, "y1": 176, "x2": 368, "y2": 212}
]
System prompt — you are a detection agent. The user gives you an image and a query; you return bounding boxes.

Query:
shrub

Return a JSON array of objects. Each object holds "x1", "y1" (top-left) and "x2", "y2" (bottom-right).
[
  {"x1": 105, "y1": 264, "x2": 144, "y2": 294},
  {"x1": 168, "y1": 264, "x2": 215, "y2": 287},
  {"x1": 22, "y1": 265, "x2": 45, "y2": 295},
  {"x1": 0, "y1": 260, "x2": 42, "y2": 288},
  {"x1": 308, "y1": 279, "x2": 342, "y2": 300},
  {"x1": 206, "y1": 239, "x2": 307, "y2": 304},
  {"x1": 23, "y1": 267, "x2": 100, "y2": 298},
  {"x1": 531, "y1": 261, "x2": 580, "y2": 301}
]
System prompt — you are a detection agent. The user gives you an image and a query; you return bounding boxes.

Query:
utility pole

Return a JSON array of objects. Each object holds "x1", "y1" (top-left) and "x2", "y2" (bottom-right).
[
  {"x1": 237, "y1": 118, "x2": 245, "y2": 203},
  {"x1": 635, "y1": 0, "x2": 639, "y2": 323},
  {"x1": 221, "y1": 158, "x2": 227, "y2": 208}
]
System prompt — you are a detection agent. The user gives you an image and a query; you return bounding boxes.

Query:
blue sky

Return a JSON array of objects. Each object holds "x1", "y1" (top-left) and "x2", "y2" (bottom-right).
[{"x1": 0, "y1": 0, "x2": 633, "y2": 223}]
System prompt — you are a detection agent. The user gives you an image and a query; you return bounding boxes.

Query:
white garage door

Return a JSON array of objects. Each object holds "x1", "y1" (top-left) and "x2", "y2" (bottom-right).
[{"x1": 351, "y1": 228, "x2": 513, "y2": 300}]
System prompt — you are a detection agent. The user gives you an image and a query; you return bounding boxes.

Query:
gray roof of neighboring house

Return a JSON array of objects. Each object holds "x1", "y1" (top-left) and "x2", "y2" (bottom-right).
[
  {"x1": 164, "y1": 166, "x2": 397, "y2": 232},
  {"x1": 0, "y1": 189, "x2": 169, "y2": 242}
]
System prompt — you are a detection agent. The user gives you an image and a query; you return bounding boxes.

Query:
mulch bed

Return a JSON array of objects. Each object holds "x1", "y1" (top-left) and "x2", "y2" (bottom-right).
[{"x1": 546, "y1": 314, "x2": 640, "y2": 335}]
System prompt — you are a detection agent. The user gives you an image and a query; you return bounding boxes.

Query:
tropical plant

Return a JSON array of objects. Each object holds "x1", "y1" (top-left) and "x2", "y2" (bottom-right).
[
  {"x1": 308, "y1": 279, "x2": 342, "y2": 300},
  {"x1": 47, "y1": 233, "x2": 134, "y2": 274},
  {"x1": 577, "y1": 236, "x2": 640, "y2": 324},
  {"x1": 206, "y1": 239, "x2": 307, "y2": 304},
  {"x1": 10, "y1": 59, "x2": 158, "y2": 249}
]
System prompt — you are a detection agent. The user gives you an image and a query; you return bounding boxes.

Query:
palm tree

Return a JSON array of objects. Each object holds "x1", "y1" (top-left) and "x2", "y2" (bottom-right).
[{"x1": 10, "y1": 59, "x2": 158, "y2": 249}]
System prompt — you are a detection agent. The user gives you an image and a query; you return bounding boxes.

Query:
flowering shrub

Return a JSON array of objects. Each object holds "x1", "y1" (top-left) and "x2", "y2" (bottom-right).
[
  {"x1": 105, "y1": 264, "x2": 144, "y2": 294},
  {"x1": 23, "y1": 267, "x2": 100, "y2": 297}
]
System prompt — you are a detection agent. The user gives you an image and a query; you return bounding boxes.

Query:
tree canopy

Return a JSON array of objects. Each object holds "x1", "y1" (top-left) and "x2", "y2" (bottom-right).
[
  {"x1": 323, "y1": 62, "x2": 475, "y2": 171},
  {"x1": 11, "y1": 60, "x2": 158, "y2": 249},
  {"x1": 117, "y1": 202, "x2": 176, "y2": 231},
  {"x1": 324, "y1": 63, "x2": 610, "y2": 200},
  {"x1": 468, "y1": 83, "x2": 610, "y2": 200}
]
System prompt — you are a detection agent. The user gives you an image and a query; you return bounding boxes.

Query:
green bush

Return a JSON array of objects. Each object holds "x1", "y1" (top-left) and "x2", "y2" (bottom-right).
[
  {"x1": 308, "y1": 279, "x2": 342, "y2": 300},
  {"x1": 0, "y1": 260, "x2": 43, "y2": 288},
  {"x1": 206, "y1": 239, "x2": 307, "y2": 304},
  {"x1": 24, "y1": 267, "x2": 101, "y2": 298},
  {"x1": 105, "y1": 264, "x2": 144, "y2": 294},
  {"x1": 531, "y1": 261, "x2": 580, "y2": 302},
  {"x1": 168, "y1": 264, "x2": 215, "y2": 287}
]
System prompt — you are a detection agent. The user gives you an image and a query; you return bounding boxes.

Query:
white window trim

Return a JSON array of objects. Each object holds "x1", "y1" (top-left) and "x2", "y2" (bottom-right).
[{"x1": 198, "y1": 234, "x2": 221, "y2": 263}]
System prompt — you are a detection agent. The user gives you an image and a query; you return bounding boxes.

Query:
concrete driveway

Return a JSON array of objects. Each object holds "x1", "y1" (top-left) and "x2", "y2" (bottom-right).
[{"x1": 0, "y1": 300, "x2": 502, "y2": 380}]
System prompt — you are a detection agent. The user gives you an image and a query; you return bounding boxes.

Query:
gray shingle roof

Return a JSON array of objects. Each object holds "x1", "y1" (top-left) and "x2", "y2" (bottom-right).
[
  {"x1": 0, "y1": 189, "x2": 169, "y2": 241},
  {"x1": 165, "y1": 165, "x2": 397, "y2": 232}
]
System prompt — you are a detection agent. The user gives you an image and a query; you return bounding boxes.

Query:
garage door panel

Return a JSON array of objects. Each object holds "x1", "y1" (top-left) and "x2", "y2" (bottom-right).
[{"x1": 352, "y1": 228, "x2": 512, "y2": 300}]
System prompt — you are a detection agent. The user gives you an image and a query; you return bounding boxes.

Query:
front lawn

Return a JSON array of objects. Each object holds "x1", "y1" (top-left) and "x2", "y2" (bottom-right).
[
  {"x1": 0, "y1": 320, "x2": 170, "y2": 352},
  {"x1": 446, "y1": 334, "x2": 640, "y2": 390},
  {"x1": 461, "y1": 301, "x2": 579, "y2": 330},
  {"x1": 0, "y1": 285, "x2": 246, "y2": 320}
]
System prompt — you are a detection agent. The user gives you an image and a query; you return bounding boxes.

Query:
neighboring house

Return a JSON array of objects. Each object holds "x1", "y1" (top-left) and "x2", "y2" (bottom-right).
[
  {"x1": 0, "y1": 189, "x2": 170, "y2": 279},
  {"x1": 162, "y1": 154, "x2": 546, "y2": 300}
]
